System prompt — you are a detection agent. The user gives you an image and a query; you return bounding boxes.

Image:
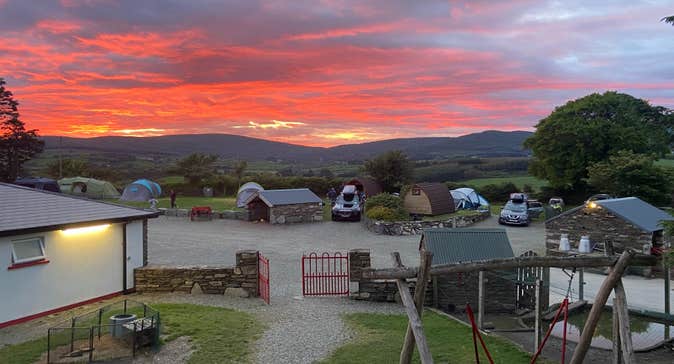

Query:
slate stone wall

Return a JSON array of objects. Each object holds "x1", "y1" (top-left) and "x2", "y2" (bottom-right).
[
  {"x1": 364, "y1": 210, "x2": 490, "y2": 236},
  {"x1": 349, "y1": 249, "x2": 522, "y2": 314},
  {"x1": 269, "y1": 203, "x2": 323, "y2": 224},
  {"x1": 545, "y1": 206, "x2": 654, "y2": 254},
  {"x1": 135, "y1": 250, "x2": 259, "y2": 296}
]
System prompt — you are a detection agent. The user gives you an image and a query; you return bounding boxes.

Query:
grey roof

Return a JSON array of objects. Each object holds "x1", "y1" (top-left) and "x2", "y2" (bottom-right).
[
  {"x1": 247, "y1": 188, "x2": 322, "y2": 206},
  {"x1": 596, "y1": 197, "x2": 673, "y2": 232},
  {"x1": 421, "y1": 228, "x2": 514, "y2": 266},
  {"x1": 0, "y1": 183, "x2": 158, "y2": 236}
]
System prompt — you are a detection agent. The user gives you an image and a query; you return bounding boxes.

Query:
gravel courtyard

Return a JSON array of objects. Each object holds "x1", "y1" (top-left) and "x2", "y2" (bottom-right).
[{"x1": 147, "y1": 215, "x2": 547, "y2": 363}]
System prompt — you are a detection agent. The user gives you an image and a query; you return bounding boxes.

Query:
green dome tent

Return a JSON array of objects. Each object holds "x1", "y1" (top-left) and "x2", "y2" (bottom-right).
[{"x1": 58, "y1": 177, "x2": 120, "y2": 199}]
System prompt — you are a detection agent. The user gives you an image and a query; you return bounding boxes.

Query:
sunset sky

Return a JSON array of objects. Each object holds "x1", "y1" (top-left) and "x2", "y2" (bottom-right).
[{"x1": 1, "y1": 0, "x2": 673, "y2": 146}]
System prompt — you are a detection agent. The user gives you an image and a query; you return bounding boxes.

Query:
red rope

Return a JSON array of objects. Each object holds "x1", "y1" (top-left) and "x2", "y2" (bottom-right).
[
  {"x1": 530, "y1": 298, "x2": 569, "y2": 364},
  {"x1": 466, "y1": 304, "x2": 494, "y2": 364}
]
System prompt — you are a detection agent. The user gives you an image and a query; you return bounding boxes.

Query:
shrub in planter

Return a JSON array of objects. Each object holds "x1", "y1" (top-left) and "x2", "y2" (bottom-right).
[{"x1": 366, "y1": 206, "x2": 407, "y2": 221}]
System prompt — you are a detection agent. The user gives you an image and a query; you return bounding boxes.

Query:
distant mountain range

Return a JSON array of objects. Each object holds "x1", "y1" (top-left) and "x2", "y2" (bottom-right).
[{"x1": 42, "y1": 130, "x2": 532, "y2": 161}]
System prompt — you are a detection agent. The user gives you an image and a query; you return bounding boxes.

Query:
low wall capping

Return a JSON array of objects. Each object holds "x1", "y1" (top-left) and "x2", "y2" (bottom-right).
[
  {"x1": 134, "y1": 249, "x2": 259, "y2": 297},
  {"x1": 363, "y1": 210, "x2": 491, "y2": 235}
]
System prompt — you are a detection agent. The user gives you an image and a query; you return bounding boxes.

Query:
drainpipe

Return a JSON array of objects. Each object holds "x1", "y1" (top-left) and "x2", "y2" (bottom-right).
[{"x1": 122, "y1": 223, "x2": 128, "y2": 293}]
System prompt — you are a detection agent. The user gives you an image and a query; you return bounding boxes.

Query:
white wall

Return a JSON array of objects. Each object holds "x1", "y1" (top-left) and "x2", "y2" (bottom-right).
[
  {"x1": 125, "y1": 221, "x2": 144, "y2": 290},
  {"x1": 0, "y1": 221, "x2": 143, "y2": 326}
]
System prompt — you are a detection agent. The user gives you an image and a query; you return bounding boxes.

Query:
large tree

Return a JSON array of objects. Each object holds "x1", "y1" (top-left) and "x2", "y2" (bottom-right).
[
  {"x1": 587, "y1": 151, "x2": 672, "y2": 205},
  {"x1": 524, "y1": 91, "x2": 672, "y2": 191},
  {"x1": 175, "y1": 153, "x2": 218, "y2": 185},
  {"x1": 363, "y1": 150, "x2": 413, "y2": 193},
  {"x1": 0, "y1": 78, "x2": 44, "y2": 182},
  {"x1": 663, "y1": 15, "x2": 674, "y2": 25}
]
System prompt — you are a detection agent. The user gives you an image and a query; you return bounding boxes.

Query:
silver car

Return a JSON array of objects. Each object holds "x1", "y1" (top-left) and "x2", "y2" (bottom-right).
[
  {"x1": 499, "y1": 201, "x2": 529, "y2": 226},
  {"x1": 332, "y1": 185, "x2": 362, "y2": 221}
]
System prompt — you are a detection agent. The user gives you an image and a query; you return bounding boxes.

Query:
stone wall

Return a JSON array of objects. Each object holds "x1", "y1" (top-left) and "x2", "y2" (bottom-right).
[
  {"x1": 160, "y1": 208, "x2": 247, "y2": 220},
  {"x1": 364, "y1": 210, "x2": 490, "y2": 235},
  {"x1": 269, "y1": 203, "x2": 323, "y2": 224},
  {"x1": 545, "y1": 206, "x2": 654, "y2": 253},
  {"x1": 134, "y1": 250, "x2": 259, "y2": 297},
  {"x1": 349, "y1": 249, "x2": 527, "y2": 314}
]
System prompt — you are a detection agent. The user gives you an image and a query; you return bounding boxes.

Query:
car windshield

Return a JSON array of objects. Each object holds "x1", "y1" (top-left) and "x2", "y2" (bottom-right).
[{"x1": 505, "y1": 203, "x2": 526, "y2": 213}]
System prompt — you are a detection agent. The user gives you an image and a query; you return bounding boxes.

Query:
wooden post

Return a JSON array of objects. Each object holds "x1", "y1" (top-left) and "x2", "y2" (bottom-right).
[
  {"x1": 400, "y1": 251, "x2": 433, "y2": 364},
  {"x1": 612, "y1": 298, "x2": 622, "y2": 364},
  {"x1": 478, "y1": 270, "x2": 485, "y2": 330},
  {"x1": 664, "y1": 258, "x2": 671, "y2": 316},
  {"x1": 578, "y1": 268, "x2": 584, "y2": 301},
  {"x1": 391, "y1": 253, "x2": 434, "y2": 364},
  {"x1": 534, "y1": 278, "x2": 542, "y2": 351},
  {"x1": 432, "y1": 276, "x2": 439, "y2": 308},
  {"x1": 614, "y1": 280, "x2": 635, "y2": 363},
  {"x1": 570, "y1": 250, "x2": 635, "y2": 364}
]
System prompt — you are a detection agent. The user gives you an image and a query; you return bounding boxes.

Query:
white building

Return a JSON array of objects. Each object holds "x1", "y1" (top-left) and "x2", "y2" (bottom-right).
[{"x1": 0, "y1": 183, "x2": 158, "y2": 328}]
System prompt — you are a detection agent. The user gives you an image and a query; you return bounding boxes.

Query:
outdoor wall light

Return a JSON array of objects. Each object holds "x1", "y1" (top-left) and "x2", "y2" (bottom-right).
[
  {"x1": 61, "y1": 224, "x2": 111, "y2": 235},
  {"x1": 587, "y1": 202, "x2": 598, "y2": 209}
]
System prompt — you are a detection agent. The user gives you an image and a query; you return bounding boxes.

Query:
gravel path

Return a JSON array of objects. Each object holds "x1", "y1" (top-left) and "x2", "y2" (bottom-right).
[{"x1": 147, "y1": 217, "x2": 416, "y2": 363}]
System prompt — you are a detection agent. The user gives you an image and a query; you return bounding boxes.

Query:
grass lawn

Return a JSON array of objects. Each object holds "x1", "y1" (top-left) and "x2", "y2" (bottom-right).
[
  {"x1": 110, "y1": 196, "x2": 240, "y2": 211},
  {"x1": 0, "y1": 303, "x2": 262, "y2": 364},
  {"x1": 460, "y1": 176, "x2": 548, "y2": 191},
  {"x1": 323, "y1": 311, "x2": 538, "y2": 364}
]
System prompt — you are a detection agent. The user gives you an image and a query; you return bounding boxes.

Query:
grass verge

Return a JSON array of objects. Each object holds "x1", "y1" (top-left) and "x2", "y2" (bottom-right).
[
  {"x1": 108, "y1": 196, "x2": 240, "y2": 211},
  {"x1": 322, "y1": 311, "x2": 537, "y2": 364},
  {"x1": 460, "y1": 176, "x2": 548, "y2": 191},
  {"x1": 0, "y1": 303, "x2": 262, "y2": 364}
]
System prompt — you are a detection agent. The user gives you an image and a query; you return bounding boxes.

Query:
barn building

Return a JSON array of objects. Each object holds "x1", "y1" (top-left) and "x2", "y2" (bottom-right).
[
  {"x1": 403, "y1": 183, "x2": 455, "y2": 216},
  {"x1": 546, "y1": 197, "x2": 674, "y2": 276},
  {"x1": 0, "y1": 183, "x2": 158, "y2": 328},
  {"x1": 245, "y1": 188, "x2": 323, "y2": 224}
]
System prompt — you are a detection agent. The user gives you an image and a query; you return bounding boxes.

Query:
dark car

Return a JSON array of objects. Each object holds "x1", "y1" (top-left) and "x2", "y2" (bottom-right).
[
  {"x1": 499, "y1": 201, "x2": 529, "y2": 226},
  {"x1": 526, "y1": 200, "x2": 544, "y2": 219}
]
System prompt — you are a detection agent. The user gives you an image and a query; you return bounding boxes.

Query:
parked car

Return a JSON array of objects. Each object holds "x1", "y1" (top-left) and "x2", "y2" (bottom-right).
[
  {"x1": 332, "y1": 185, "x2": 362, "y2": 221},
  {"x1": 499, "y1": 201, "x2": 529, "y2": 226},
  {"x1": 526, "y1": 200, "x2": 544, "y2": 219},
  {"x1": 586, "y1": 194, "x2": 613, "y2": 204},
  {"x1": 548, "y1": 197, "x2": 565, "y2": 208}
]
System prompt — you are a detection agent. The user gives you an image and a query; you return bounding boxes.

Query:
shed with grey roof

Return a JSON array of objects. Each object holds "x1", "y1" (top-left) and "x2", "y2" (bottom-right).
[
  {"x1": 0, "y1": 183, "x2": 158, "y2": 328},
  {"x1": 418, "y1": 228, "x2": 520, "y2": 314},
  {"x1": 545, "y1": 197, "x2": 673, "y2": 277},
  {"x1": 244, "y1": 188, "x2": 324, "y2": 224}
]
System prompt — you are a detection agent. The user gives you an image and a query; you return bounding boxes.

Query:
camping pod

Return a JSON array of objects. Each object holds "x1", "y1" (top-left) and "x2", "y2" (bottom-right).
[{"x1": 403, "y1": 183, "x2": 455, "y2": 216}]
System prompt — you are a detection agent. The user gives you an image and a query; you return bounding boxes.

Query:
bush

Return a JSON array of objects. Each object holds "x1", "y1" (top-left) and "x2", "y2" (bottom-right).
[
  {"x1": 476, "y1": 182, "x2": 518, "y2": 203},
  {"x1": 366, "y1": 206, "x2": 408, "y2": 221},
  {"x1": 365, "y1": 193, "x2": 408, "y2": 221}
]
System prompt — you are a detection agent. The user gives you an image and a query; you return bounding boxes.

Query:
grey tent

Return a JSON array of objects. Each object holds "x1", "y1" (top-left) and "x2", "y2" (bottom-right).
[
  {"x1": 237, "y1": 182, "x2": 264, "y2": 208},
  {"x1": 120, "y1": 179, "x2": 162, "y2": 202},
  {"x1": 59, "y1": 177, "x2": 120, "y2": 199}
]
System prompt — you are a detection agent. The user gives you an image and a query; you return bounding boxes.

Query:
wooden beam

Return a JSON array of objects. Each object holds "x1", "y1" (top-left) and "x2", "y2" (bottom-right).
[
  {"x1": 570, "y1": 250, "x2": 635, "y2": 364},
  {"x1": 612, "y1": 298, "x2": 622, "y2": 364},
  {"x1": 400, "y1": 251, "x2": 433, "y2": 364},
  {"x1": 363, "y1": 254, "x2": 656, "y2": 280},
  {"x1": 614, "y1": 280, "x2": 635, "y2": 363},
  {"x1": 391, "y1": 253, "x2": 434, "y2": 364}
]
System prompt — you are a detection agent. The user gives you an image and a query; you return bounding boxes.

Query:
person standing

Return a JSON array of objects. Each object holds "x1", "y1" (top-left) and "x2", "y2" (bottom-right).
[
  {"x1": 327, "y1": 187, "x2": 337, "y2": 205},
  {"x1": 170, "y1": 189, "x2": 177, "y2": 208}
]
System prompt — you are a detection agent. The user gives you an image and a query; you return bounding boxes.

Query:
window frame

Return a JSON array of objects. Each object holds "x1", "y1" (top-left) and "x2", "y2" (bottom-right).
[{"x1": 11, "y1": 237, "x2": 47, "y2": 265}]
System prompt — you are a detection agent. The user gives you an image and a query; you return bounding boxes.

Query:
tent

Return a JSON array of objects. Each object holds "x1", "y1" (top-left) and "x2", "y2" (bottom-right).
[
  {"x1": 120, "y1": 179, "x2": 162, "y2": 202},
  {"x1": 58, "y1": 177, "x2": 120, "y2": 199},
  {"x1": 237, "y1": 182, "x2": 264, "y2": 208},
  {"x1": 450, "y1": 188, "x2": 489, "y2": 210},
  {"x1": 14, "y1": 177, "x2": 61, "y2": 193}
]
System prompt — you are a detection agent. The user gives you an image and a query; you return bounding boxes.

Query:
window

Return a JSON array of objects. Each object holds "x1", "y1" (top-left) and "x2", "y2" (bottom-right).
[
  {"x1": 412, "y1": 188, "x2": 421, "y2": 196},
  {"x1": 11, "y1": 237, "x2": 46, "y2": 264}
]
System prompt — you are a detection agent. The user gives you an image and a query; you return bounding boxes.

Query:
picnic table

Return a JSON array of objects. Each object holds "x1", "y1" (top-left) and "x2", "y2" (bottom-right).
[{"x1": 190, "y1": 206, "x2": 213, "y2": 221}]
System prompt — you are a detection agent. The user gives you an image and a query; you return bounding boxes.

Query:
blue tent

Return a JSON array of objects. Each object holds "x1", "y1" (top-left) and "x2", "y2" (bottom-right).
[
  {"x1": 450, "y1": 188, "x2": 489, "y2": 210},
  {"x1": 120, "y1": 179, "x2": 161, "y2": 201}
]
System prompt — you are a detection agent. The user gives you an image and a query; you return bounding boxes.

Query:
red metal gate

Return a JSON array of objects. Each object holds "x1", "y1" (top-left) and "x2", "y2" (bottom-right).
[
  {"x1": 302, "y1": 252, "x2": 349, "y2": 296},
  {"x1": 258, "y1": 253, "x2": 270, "y2": 304}
]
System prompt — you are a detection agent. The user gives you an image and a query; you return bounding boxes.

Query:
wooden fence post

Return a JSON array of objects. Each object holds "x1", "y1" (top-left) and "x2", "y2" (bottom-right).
[
  {"x1": 392, "y1": 252, "x2": 434, "y2": 364},
  {"x1": 614, "y1": 280, "x2": 635, "y2": 363},
  {"x1": 612, "y1": 298, "x2": 622, "y2": 364},
  {"x1": 570, "y1": 250, "x2": 635, "y2": 364},
  {"x1": 534, "y1": 278, "x2": 542, "y2": 351},
  {"x1": 478, "y1": 270, "x2": 485, "y2": 330}
]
